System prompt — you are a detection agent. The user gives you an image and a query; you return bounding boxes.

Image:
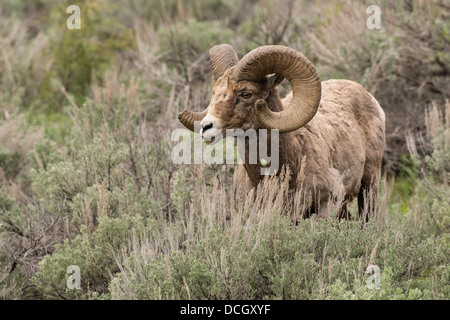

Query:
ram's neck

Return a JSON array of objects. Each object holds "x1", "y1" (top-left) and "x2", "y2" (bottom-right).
[
  {"x1": 240, "y1": 90, "x2": 302, "y2": 189},
  {"x1": 241, "y1": 132, "x2": 299, "y2": 188}
]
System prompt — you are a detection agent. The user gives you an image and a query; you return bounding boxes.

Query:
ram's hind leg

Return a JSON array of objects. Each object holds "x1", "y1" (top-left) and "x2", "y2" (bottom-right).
[{"x1": 357, "y1": 171, "x2": 380, "y2": 224}]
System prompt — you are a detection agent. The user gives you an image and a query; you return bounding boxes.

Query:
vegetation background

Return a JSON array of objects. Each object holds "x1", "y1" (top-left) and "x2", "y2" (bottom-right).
[{"x1": 0, "y1": 0, "x2": 448, "y2": 299}]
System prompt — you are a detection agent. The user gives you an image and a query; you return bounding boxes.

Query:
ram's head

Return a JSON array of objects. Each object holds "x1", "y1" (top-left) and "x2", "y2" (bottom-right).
[{"x1": 178, "y1": 44, "x2": 322, "y2": 142}]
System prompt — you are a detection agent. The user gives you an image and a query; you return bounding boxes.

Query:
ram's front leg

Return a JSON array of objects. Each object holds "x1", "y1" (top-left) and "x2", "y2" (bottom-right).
[
  {"x1": 336, "y1": 200, "x2": 352, "y2": 220},
  {"x1": 317, "y1": 198, "x2": 350, "y2": 220},
  {"x1": 316, "y1": 179, "x2": 348, "y2": 220},
  {"x1": 316, "y1": 201, "x2": 330, "y2": 219}
]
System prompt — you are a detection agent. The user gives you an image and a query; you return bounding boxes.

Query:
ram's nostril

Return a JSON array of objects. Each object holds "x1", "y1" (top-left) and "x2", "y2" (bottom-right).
[{"x1": 202, "y1": 122, "x2": 213, "y2": 132}]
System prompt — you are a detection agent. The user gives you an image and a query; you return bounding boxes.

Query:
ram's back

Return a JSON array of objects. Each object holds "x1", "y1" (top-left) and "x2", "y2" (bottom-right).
[{"x1": 288, "y1": 79, "x2": 385, "y2": 198}]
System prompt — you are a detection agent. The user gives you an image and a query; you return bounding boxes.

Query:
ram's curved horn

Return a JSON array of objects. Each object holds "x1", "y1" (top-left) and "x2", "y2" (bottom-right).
[
  {"x1": 232, "y1": 45, "x2": 321, "y2": 133},
  {"x1": 178, "y1": 109, "x2": 208, "y2": 132},
  {"x1": 209, "y1": 44, "x2": 239, "y2": 82},
  {"x1": 178, "y1": 44, "x2": 239, "y2": 131}
]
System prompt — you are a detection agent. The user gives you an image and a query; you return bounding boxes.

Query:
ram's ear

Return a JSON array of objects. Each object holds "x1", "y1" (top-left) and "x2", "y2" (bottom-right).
[{"x1": 264, "y1": 73, "x2": 285, "y2": 92}]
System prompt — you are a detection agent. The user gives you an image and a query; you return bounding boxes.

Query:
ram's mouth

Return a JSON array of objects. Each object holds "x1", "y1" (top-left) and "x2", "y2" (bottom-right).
[
  {"x1": 200, "y1": 121, "x2": 223, "y2": 145},
  {"x1": 202, "y1": 134, "x2": 222, "y2": 145}
]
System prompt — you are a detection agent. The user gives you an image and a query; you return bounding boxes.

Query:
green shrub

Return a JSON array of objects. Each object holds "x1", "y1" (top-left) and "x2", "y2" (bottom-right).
[
  {"x1": 0, "y1": 149, "x2": 22, "y2": 180},
  {"x1": 39, "y1": 1, "x2": 135, "y2": 112},
  {"x1": 33, "y1": 214, "x2": 145, "y2": 299},
  {"x1": 127, "y1": 0, "x2": 230, "y2": 24},
  {"x1": 109, "y1": 215, "x2": 448, "y2": 300},
  {"x1": 157, "y1": 18, "x2": 234, "y2": 73}
]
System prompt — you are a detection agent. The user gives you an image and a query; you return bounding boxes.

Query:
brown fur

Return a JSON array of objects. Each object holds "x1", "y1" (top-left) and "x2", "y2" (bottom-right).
[{"x1": 208, "y1": 68, "x2": 385, "y2": 220}]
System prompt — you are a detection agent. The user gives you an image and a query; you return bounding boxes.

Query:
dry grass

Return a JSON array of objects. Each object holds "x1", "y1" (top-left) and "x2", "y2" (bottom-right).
[{"x1": 109, "y1": 162, "x2": 394, "y2": 299}]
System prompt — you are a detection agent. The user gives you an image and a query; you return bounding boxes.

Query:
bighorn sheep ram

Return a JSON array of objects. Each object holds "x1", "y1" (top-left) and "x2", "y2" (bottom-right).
[{"x1": 178, "y1": 44, "x2": 385, "y2": 220}]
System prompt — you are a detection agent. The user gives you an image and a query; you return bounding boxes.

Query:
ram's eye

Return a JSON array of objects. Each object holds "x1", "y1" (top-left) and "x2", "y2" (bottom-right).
[{"x1": 241, "y1": 92, "x2": 252, "y2": 99}]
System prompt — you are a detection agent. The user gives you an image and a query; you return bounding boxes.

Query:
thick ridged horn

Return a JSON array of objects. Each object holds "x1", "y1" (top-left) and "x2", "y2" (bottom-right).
[
  {"x1": 178, "y1": 44, "x2": 238, "y2": 131},
  {"x1": 232, "y1": 45, "x2": 321, "y2": 133},
  {"x1": 209, "y1": 44, "x2": 239, "y2": 82},
  {"x1": 178, "y1": 109, "x2": 208, "y2": 132}
]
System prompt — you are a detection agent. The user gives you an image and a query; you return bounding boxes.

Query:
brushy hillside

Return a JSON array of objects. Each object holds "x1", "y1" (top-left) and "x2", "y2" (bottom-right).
[{"x1": 0, "y1": 0, "x2": 448, "y2": 299}]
